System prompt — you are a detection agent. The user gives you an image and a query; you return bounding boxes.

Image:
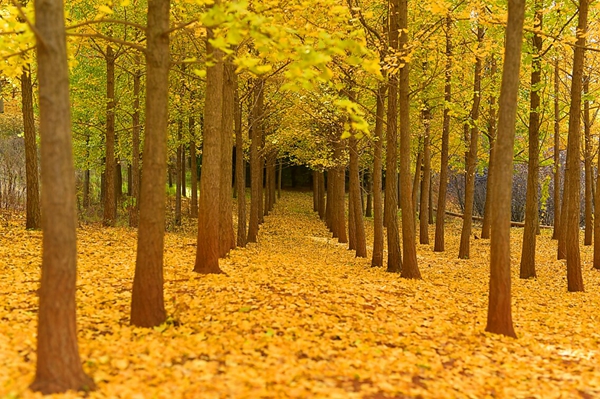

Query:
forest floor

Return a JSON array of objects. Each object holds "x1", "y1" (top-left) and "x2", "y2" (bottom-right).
[{"x1": 2, "y1": 192, "x2": 600, "y2": 398}]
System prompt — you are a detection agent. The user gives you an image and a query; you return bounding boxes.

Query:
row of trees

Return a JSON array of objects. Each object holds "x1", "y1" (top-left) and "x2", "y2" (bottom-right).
[{"x1": 1, "y1": 0, "x2": 599, "y2": 393}]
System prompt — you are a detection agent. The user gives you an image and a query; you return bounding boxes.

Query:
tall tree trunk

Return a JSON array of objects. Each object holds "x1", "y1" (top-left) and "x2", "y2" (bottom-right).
[
  {"x1": 412, "y1": 150, "x2": 422, "y2": 220},
  {"x1": 519, "y1": 5, "x2": 542, "y2": 279},
  {"x1": 21, "y1": 67, "x2": 41, "y2": 229},
  {"x1": 459, "y1": 25, "x2": 484, "y2": 260},
  {"x1": 189, "y1": 108, "x2": 198, "y2": 218},
  {"x1": 128, "y1": 72, "x2": 140, "y2": 209},
  {"x1": 564, "y1": 0, "x2": 587, "y2": 292},
  {"x1": 326, "y1": 169, "x2": 334, "y2": 231},
  {"x1": 350, "y1": 136, "x2": 367, "y2": 257},
  {"x1": 420, "y1": 109, "x2": 431, "y2": 244},
  {"x1": 335, "y1": 140, "x2": 348, "y2": 243},
  {"x1": 318, "y1": 171, "x2": 326, "y2": 220},
  {"x1": 278, "y1": 161, "x2": 282, "y2": 199},
  {"x1": 104, "y1": 45, "x2": 117, "y2": 226},
  {"x1": 385, "y1": 0, "x2": 401, "y2": 273},
  {"x1": 181, "y1": 144, "x2": 186, "y2": 198},
  {"x1": 481, "y1": 56, "x2": 498, "y2": 239},
  {"x1": 594, "y1": 135, "x2": 600, "y2": 269},
  {"x1": 83, "y1": 169, "x2": 90, "y2": 208},
  {"x1": 434, "y1": 15, "x2": 453, "y2": 252},
  {"x1": 398, "y1": 0, "x2": 420, "y2": 278},
  {"x1": 248, "y1": 79, "x2": 264, "y2": 243},
  {"x1": 130, "y1": 0, "x2": 170, "y2": 326},
  {"x1": 552, "y1": 58, "x2": 561, "y2": 240},
  {"x1": 30, "y1": 0, "x2": 95, "y2": 393},
  {"x1": 584, "y1": 76, "x2": 592, "y2": 246},
  {"x1": 219, "y1": 61, "x2": 235, "y2": 257},
  {"x1": 485, "y1": 0, "x2": 524, "y2": 338},
  {"x1": 195, "y1": 30, "x2": 225, "y2": 273},
  {"x1": 313, "y1": 170, "x2": 319, "y2": 212},
  {"x1": 175, "y1": 120, "x2": 182, "y2": 226},
  {"x1": 365, "y1": 170, "x2": 373, "y2": 217},
  {"x1": 235, "y1": 79, "x2": 246, "y2": 246}
]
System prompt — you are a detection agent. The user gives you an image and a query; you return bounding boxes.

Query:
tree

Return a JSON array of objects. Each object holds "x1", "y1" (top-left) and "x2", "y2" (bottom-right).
[
  {"x1": 30, "y1": 0, "x2": 95, "y2": 392},
  {"x1": 20, "y1": 66, "x2": 41, "y2": 229},
  {"x1": 130, "y1": 0, "x2": 170, "y2": 327},
  {"x1": 563, "y1": 0, "x2": 588, "y2": 293},
  {"x1": 519, "y1": 3, "x2": 543, "y2": 279},
  {"x1": 485, "y1": 0, "x2": 525, "y2": 338}
]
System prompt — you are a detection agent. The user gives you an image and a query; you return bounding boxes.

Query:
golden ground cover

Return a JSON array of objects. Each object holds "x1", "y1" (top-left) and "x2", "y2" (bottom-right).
[{"x1": 1, "y1": 192, "x2": 600, "y2": 398}]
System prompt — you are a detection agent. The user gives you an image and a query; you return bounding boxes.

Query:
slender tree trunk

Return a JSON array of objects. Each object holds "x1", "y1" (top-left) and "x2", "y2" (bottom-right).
[
  {"x1": 21, "y1": 67, "x2": 41, "y2": 229},
  {"x1": 485, "y1": 0, "x2": 524, "y2": 338},
  {"x1": 189, "y1": 107, "x2": 198, "y2": 218},
  {"x1": 335, "y1": 140, "x2": 348, "y2": 243},
  {"x1": 130, "y1": 78, "x2": 141, "y2": 227},
  {"x1": 350, "y1": 136, "x2": 367, "y2": 257},
  {"x1": 552, "y1": 58, "x2": 562, "y2": 240},
  {"x1": 130, "y1": 0, "x2": 170, "y2": 326},
  {"x1": 248, "y1": 79, "x2": 264, "y2": 243},
  {"x1": 459, "y1": 25, "x2": 484, "y2": 260},
  {"x1": 412, "y1": 151, "x2": 422, "y2": 220},
  {"x1": 313, "y1": 170, "x2": 319, "y2": 212},
  {"x1": 594, "y1": 135, "x2": 600, "y2": 269},
  {"x1": 481, "y1": 57, "x2": 498, "y2": 239},
  {"x1": 104, "y1": 45, "x2": 117, "y2": 226},
  {"x1": 235, "y1": 80, "x2": 246, "y2": 246},
  {"x1": 398, "y1": 0, "x2": 420, "y2": 279},
  {"x1": 519, "y1": 5, "x2": 542, "y2": 279},
  {"x1": 278, "y1": 161, "x2": 282, "y2": 199},
  {"x1": 385, "y1": 0, "x2": 401, "y2": 273},
  {"x1": 30, "y1": 0, "x2": 95, "y2": 392},
  {"x1": 318, "y1": 171, "x2": 326, "y2": 220},
  {"x1": 181, "y1": 144, "x2": 186, "y2": 198},
  {"x1": 420, "y1": 109, "x2": 431, "y2": 244},
  {"x1": 326, "y1": 169, "x2": 333, "y2": 231},
  {"x1": 83, "y1": 169, "x2": 90, "y2": 208},
  {"x1": 219, "y1": 61, "x2": 235, "y2": 257},
  {"x1": 194, "y1": 29, "x2": 225, "y2": 273},
  {"x1": 365, "y1": 170, "x2": 373, "y2": 218},
  {"x1": 564, "y1": 0, "x2": 587, "y2": 292},
  {"x1": 584, "y1": 76, "x2": 592, "y2": 246},
  {"x1": 175, "y1": 120, "x2": 182, "y2": 226},
  {"x1": 434, "y1": 15, "x2": 453, "y2": 252}
]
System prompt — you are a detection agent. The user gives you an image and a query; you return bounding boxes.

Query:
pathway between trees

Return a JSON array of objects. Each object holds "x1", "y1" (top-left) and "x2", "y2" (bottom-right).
[{"x1": 2, "y1": 192, "x2": 600, "y2": 397}]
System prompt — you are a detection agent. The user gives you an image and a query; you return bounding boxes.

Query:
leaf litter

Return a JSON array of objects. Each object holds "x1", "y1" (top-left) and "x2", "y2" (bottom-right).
[{"x1": 2, "y1": 192, "x2": 600, "y2": 398}]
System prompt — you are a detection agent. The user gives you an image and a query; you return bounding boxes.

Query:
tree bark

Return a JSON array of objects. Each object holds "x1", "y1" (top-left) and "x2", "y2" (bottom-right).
[
  {"x1": 21, "y1": 67, "x2": 41, "y2": 229},
  {"x1": 372, "y1": 86, "x2": 385, "y2": 266},
  {"x1": 399, "y1": 0, "x2": 420, "y2": 278},
  {"x1": 434, "y1": 15, "x2": 453, "y2": 252},
  {"x1": 420, "y1": 109, "x2": 431, "y2": 245},
  {"x1": 234, "y1": 79, "x2": 246, "y2": 246},
  {"x1": 318, "y1": 171, "x2": 326, "y2": 220},
  {"x1": 564, "y1": 0, "x2": 587, "y2": 292},
  {"x1": 350, "y1": 136, "x2": 367, "y2": 257},
  {"x1": 129, "y1": 59, "x2": 141, "y2": 227},
  {"x1": 552, "y1": 58, "x2": 561, "y2": 240},
  {"x1": 248, "y1": 79, "x2": 264, "y2": 243},
  {"x1": 459, "y1": 25, "x2": 484, "y2": 259},
  {"x1": 481, "y1": 56, "x2": 498, "y2": 239},
  {"x1": 175, "y1": 120, "x2": 182, "y2": 226},
  {"x1": 485, "y1": 0, "x2": 524, "y2": 338},
  {"x1": 519, "y1": 5, "x2": 542, "y2": 279},
  {"x1": 130, "y1": 0, "x2": 170, "y2": 326},
  {"x1": 584, "y1": 76, "x2": 592, "y2": 246},
  {"x1": 219, "y1": 61, "x2": 235, "y2": 257},
  {"x1": 412, "y1": 150, "x2": 422, "y2": 221},
  {"x1": 30, "y1": 0, "x2": 95, "y2": 392},
  {"x1": 189, "y1": 107, "x2": 198, "y2": 218},
  {"x1": 103, "y1": 45, "x2": 117, "y2": 226},
  {"x1": 195, "y1": 30, "x2": 225, "y2": 273}
]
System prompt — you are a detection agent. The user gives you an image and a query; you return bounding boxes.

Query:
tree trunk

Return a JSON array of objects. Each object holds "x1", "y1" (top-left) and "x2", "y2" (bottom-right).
[
  {"x1": 175, "y1": 120, "x2": 182, "y2": 226},
  {"x1": 21, "y1": 67, "x2": 41, "y2": 229},
  {"x1": 235, "y1": 79, "x2": 246, "y2": 246},
  {"x1": 420, "y1": 109, "x2": 431, "y2": 244},
  {"x1": 434, "y1": 15, "x2": 453, "y2": 252},
  {"x1": 350, "y1": 136, "x2": 367, "y2": 257},
  {"x1": 181, "y1": 144, "x2": 186, "y2": 198},
  {"x1": 189, "y1": 107, "x2": 198, "y2": 218},
  {"x1": 83, "y1": 169, "x2": 90, "y2": 208},
  {"x1": 594, "y1": 134, "x2": 600, "y2": 269},
  {"x1": 485, "y1": 0, "x2": 524, "y2": 338},
  {"x1": 335, "y1": 140, "x2": 348, "y2": 243},
  {"x1": 398, "y1": 0, "x2": 420, "y2": 279},
  {"x1": 130, "y1": 0, "x2": 170, "y2": 327},
  {"x1": 219, "y1": 61, "x2": 235, "y2": 257},
  {"x1": 519, "y1": 5, "x2": 542, "y2": 279},
  {"x1": 365, "y1": 170, "x2": 373, "y2": 218},
  {"x1": 564, "y1": 0, "x2": 587, "y2": 292},
  {"x1": 584, "y1": 76, "x2": 592, "y2": 246},
  {"x1": 552, "y1": 58, "x2": 561, "y2": 240},
  {"x1": 459, "y1": 25, "x2": 484, "y2": 260},
  {"x1": 318, "y1": 171, "x2": 326, "y2": 220},
  {"x1": 195, "y1": 30, "x2": 225, "y2": 273},
  {"x1": 372, "y1": 85, "x2": 385, "y2": 266},
  {"x1": 103, "y1": 45, "x2": 117, "y2": 227},
  {"x1": 278, "y1": 161, "x2": 282, "y2": 199},
  {"x1": 385, "y1": 0, "x2": 401, "y2": 273},
  {"x1": 248, "y1": 79, "x2": 264, "y2": 243},
  {"x1": 412, "y1": 150, "x2": 422, "y2": 220},
  {"x1": 481, "y1": 56, "x2": 498, "y2": 239},
  {"x1": 30, "y1": 0, "x2": 95, "y2": 392},
  {"x1": 313, "y1": 170, "x2": 319, "y2": 212}
]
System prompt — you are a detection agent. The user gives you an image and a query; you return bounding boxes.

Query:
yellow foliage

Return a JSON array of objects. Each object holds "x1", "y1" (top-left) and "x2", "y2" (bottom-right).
[{"x1": 1, "y1": 193, "x2": 600, "y2": 398}]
